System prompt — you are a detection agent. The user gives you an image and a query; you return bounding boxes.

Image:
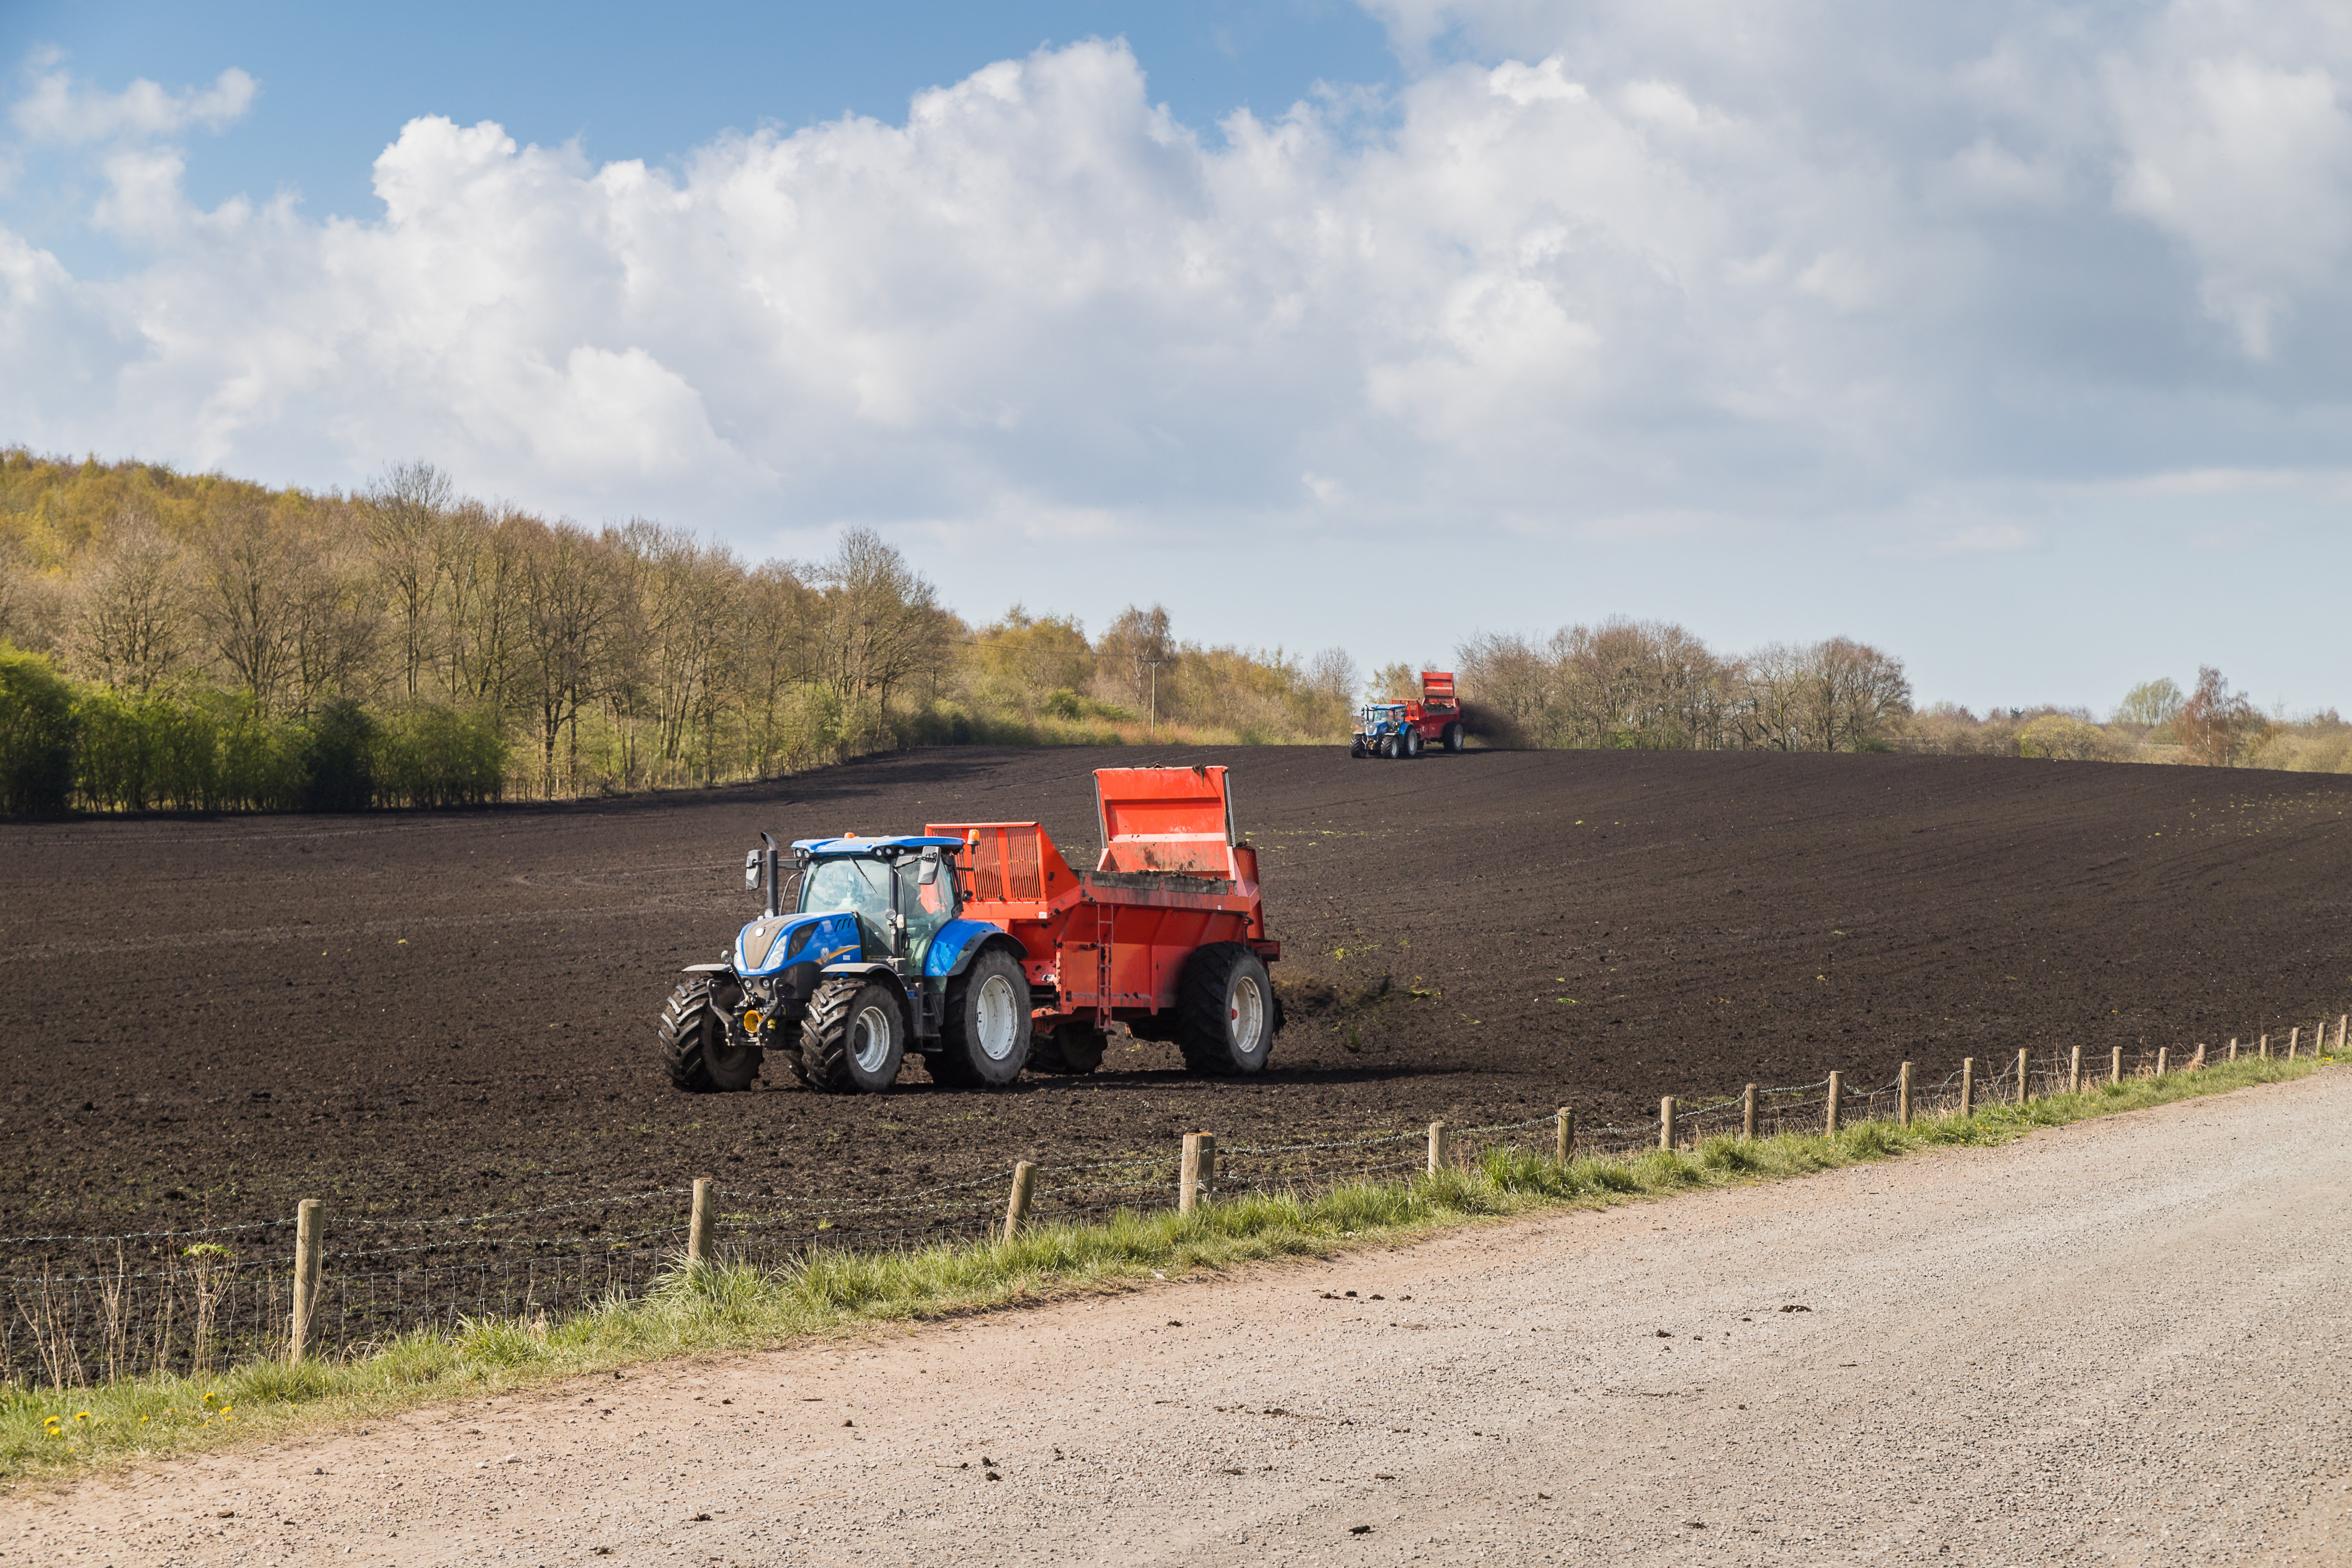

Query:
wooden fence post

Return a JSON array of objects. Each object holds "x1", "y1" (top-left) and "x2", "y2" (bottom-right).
[
  {"x1": 2191, "y1": 1043, "x2": 2205, "y2": 1070},
  {"x1": 1825, "y1": 1072, "x2": 1842, "y2": 1136},
  {"x1": 1181, "y1": 1133, "x2": 1216, "y2": 1211},
  {"x1": 688, "y1": 1178, "x2": 712, "y2": 1265},
  {"x1": 1659, "y1": 1097, "x2": 1677, "y2": 1152},
  {"x1": 1425, "y1": 1121, "x2": 1452, "y2": 1175},
  {"x1": 2338, "y1": 1015, "x2": 2347, "y2": 1054},
  {"x1": 1003, "y1": 1161, "x2": 1036, "y2": 1243},
  {"x1": 2288, "y1": 1027, "x2": 2300, "y2": 1061},
  {"x1": 2016, "y1": 1047, "x2": 2030, "y2": 1106},
  {"x1": 1743, "y1": 1084, "x2": 1758, "y2": 1141},
  {"x1": 1897, "y1": 1063, "x2": 1913, "y2": 1129},
  {"x1": 288, "y1": 1198, "x2": 323, "y2": 1366},
  {"x1": 1555, "y1": 1107, "x2": 1575, "y2": 1163},
  {"x1": 2156, "y1": 1046, "x2": 2168, "y2": 1076},
  {"x1": 2260, "y1": 1034, "x2": 2271, "y2": 1061},
  {"x1": 2110, "y1": 1046, "x2": 2122, "y2": 1085},
  {"x1": 2068, "y1": 1047, "x2": 2081, "y2": 1096},
  {"x1": 1960, "y1": 1058, "x2": 1974, "y2": 1118},
  {"x1": 2228, "y1": 1037, "x2": 2239, "y2": 1062}
]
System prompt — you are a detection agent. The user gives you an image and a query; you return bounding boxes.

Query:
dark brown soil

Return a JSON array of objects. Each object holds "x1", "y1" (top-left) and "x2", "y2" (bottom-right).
[{"x1": 5, "y1": 746, "x2": 2349, "y2": 1250}]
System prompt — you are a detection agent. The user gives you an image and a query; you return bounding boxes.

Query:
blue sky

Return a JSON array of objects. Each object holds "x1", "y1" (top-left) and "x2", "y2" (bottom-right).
[
  {"x1": 4, "y1": 1, "x2": 2350, "y2": 714},
  {"x1": 2, "y1": 1, "x2": 1396, "y2": 264}
]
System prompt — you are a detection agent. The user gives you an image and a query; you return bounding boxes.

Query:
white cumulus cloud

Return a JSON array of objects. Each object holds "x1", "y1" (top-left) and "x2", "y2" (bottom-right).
[{"x1": 0, "y1": 5, "x2": 2348, "y2": 682}]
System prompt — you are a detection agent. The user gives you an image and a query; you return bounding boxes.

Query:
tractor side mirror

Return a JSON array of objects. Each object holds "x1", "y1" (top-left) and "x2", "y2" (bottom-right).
[
  {"x1": 743, "y1": 849, "x2": 763, "y2": 891},
  {"x1": 919, "y1": 848, "x2": 940, "y2": 885}
]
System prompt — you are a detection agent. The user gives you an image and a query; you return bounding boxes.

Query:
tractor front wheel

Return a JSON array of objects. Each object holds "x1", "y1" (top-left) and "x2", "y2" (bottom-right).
[
  {"x1": 929, "y1": 948, "x2": 1031, "y2": 1087},
  {"x1": 799, "y1": 977, "x2": 906, "y2": 1093},
  {"x1": 1175, "y1": 944, "x2": 1276, "y2": 1076},
  {"x1": 1350, "y1": 737, "x2": 1368, "y2": 758},
  {"x1": 658, "y1": 977, "x2": 762, "y2": 1093},
  {"x1": 1406, "y1": 727, "x2": 1424, "y2": 758}
]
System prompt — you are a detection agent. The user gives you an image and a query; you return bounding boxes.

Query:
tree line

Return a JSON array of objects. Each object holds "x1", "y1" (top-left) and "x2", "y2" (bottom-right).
[
  {"x1": 0, "y1": 450, "x2": 1356, "y2": 813},
  {"x1": 1443, "y1": 620, "x2": 1913, "y2": 753},
  {"x1": 9, "y1": 446, "x2": 2334, "y2": 817}
]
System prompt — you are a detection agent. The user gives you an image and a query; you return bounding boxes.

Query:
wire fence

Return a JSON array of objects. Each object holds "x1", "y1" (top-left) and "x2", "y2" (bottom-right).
[{"x1": 6, "y1": 1023, "x2": 2338, "y2": 1389}]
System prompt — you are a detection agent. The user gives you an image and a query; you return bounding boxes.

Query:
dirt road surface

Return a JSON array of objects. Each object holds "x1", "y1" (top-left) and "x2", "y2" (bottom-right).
[{"x1": 15, "y1": 1070, "x2": 2352, "y2": 1566}]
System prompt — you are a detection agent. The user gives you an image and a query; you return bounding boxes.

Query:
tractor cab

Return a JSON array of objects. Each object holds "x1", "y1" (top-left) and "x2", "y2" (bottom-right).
[
  {"x1": 1352, "y1": 702, "x2": 1417, "y2": 758},
  {"x1": 789, "y1": 836, "x2": 966, "y2": 970}
]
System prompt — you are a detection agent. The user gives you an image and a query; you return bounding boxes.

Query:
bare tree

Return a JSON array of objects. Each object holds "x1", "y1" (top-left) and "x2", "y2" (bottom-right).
[
  {"x1": 364, "y1": 461, "x2": 456, "y2": 702},
  {"x1": 809, "y1": 528, "x2": 951, "y2": 713},
  {"x1": 284, "y1": 521, "x2": 383, "y2": 714},
  {"x1": 440, "y1": 502, "x2": 529, "y2": 711},
  {"x1": 1809, "y1": 637, "x2": 1910, "y2": 752},
  {"x1": 69, "y1": 510, "x2": 191, "y2": 694},
  {"x1": 196, "y1": 500, "x2": 298, "y2": 710},
  {"x1": 736, "y1": 561, "x2": 819, "y2": 775},
  {"x1": 514, "y1": 520, "x2": 623, "y2": 794},
  {"x1": 1305, "y1": 646, "x2": 1358, "y2": 707},
  {"x1": 2178, "y1": 666, "x2": 2263, "y2": 766}
]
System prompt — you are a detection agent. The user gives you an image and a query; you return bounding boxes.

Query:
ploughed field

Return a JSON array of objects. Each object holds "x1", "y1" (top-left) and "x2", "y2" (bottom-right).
[{"x1": 4, "y1": 746, "x2": 2349, "y2": 1256}]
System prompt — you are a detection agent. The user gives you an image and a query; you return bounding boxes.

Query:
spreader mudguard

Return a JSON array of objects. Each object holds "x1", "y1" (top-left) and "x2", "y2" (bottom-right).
[{"x1": 734, "y1": 911, "x2": 862, "y2": 977}]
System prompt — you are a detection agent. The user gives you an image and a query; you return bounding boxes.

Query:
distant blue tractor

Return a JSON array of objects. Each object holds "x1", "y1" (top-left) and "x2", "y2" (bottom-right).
[{"x1": 1351, "y1": 702, "x2": 1423, "y2": 759}]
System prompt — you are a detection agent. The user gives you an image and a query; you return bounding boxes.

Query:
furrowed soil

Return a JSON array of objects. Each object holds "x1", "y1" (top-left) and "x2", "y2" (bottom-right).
[{"x1": 3, "y1": 747, "x2": 2348, "y2": 1258}]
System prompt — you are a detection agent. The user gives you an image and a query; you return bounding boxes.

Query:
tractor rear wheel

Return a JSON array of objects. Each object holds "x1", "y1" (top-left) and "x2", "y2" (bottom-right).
[
  {"x1": 658, "y1": 977, "x2": 762, "y2": 1093},
  {"x1": 799, "y1": 976, "x2": 906, "y2": 1093},
  {"x1": 1175, "y1": 944, "x2": 1276, "y2": 1076},
  {"x1": 1029, "y1": 1024, "x2": 1107, "y2": 1075},
  {"x1": 1444, "y1": 722, "x2": 1464, "y2": 753},
  {"x1": 929, "y1": 948, "x2": 1031, "y2": 1087}
]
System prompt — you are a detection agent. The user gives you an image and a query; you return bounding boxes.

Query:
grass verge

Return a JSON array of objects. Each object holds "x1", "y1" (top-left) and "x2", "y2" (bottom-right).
[{"x1": 1, "y1": 1056, "x2": 2320, "y2": 1483}]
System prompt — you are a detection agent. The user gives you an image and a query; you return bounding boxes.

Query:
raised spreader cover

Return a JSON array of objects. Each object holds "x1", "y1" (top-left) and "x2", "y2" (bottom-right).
[{"x1": 1093, "y1": 764, "x2": 1239, "y2": 878}]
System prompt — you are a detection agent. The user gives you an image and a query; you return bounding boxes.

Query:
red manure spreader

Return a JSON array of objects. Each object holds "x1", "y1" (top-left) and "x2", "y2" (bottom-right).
[
  {"x1": 934, "y1": 764, "x2": 1283, "y2": 1078},
  {"x1": 660, "y1": 764, "x2": 1283, "y2": 1093}
]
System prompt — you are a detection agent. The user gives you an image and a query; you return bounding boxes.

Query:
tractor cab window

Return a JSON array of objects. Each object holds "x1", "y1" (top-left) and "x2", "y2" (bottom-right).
[
  {"x1": 897, "y1": 853, "x2": 957, "y2": 963},
  {"x1": 800, "y1": 857, "x2": 894, "y2": 956}
]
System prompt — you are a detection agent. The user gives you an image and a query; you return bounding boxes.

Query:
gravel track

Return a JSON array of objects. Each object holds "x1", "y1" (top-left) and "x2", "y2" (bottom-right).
[{"x1": 13, "y1": 1069, "x2": 2352, "y2": 1565}]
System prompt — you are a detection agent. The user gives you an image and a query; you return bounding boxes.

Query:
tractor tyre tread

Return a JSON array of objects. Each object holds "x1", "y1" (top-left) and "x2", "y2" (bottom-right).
[
  {"x1": 798, "y1": 975, "x2": 901, "y2": 1094},
  {"x1": 658, "y1": 978, "x2": 761, "y2": 1093}
]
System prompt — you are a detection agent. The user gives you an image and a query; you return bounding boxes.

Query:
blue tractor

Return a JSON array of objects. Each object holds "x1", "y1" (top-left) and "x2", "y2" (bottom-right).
[
  {"x1": 1351, "y1": 701, "x2": 1423, "y2": 758},
  {"x1": 658, "y1": 832, "x2": 1035, "y2": 1094}
]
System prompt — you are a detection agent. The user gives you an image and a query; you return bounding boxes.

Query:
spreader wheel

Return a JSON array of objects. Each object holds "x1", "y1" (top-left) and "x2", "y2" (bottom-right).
[
  {"x1": 929, "y1": 947, "x2": 1031, "y2": 1087},
  {"x1": 658, "y1": 977, "x2": 762, "y2": 1093},
  {"x1": 1175, "y1": 943, "x2": 1276, "y2": 1076},
  {"x1": 1029, "y1": 1025, "x2": 1107, "y2": 1076},
  {"x1": 798, "y1": 976, "x2": 906, "y2": 1094},
  {"x1": 1443, "y1": 722, "x2": 1464, "y2": 753}
]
